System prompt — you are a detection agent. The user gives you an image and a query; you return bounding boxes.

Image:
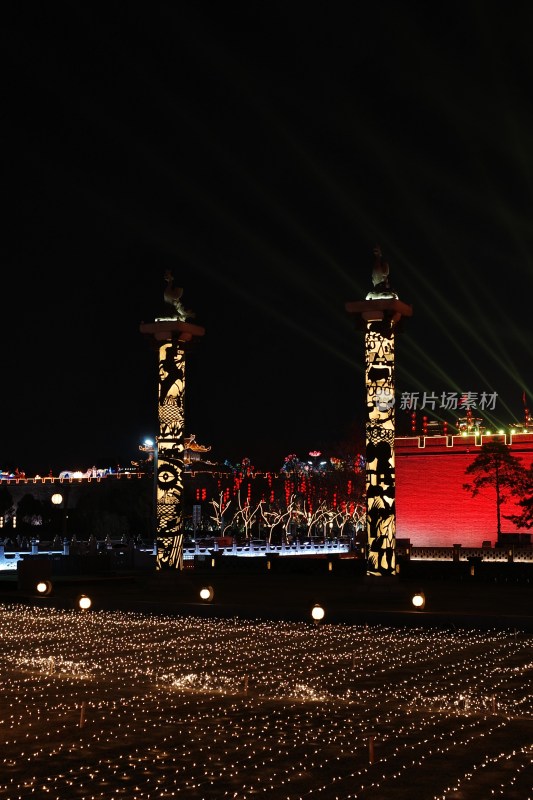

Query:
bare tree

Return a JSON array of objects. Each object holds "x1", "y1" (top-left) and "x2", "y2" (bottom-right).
[
  {"x1": 233, "y1": 492, "x2": 263, "y2": 541},
  {"x1": 209, "y1": 492, "x2": 232, "y2": 535}
]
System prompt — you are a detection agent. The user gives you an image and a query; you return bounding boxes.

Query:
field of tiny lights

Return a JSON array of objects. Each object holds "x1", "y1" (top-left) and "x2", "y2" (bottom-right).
[{"x1": 0, "y1": 603, "x2": 532, "y2": 799}]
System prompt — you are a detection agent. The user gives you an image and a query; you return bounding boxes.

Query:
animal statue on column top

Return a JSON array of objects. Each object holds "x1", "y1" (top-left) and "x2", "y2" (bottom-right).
[
  {"x1": 366, "y1": 246, "x2": 399, "y2": 300},
  {"x1": 163, "y1": 270, "x2": 195, "y2": 321}
]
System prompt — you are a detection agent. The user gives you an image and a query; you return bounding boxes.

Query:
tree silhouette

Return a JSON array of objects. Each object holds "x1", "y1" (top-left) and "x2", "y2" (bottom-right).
[
  {"x1": 16, "y1": 493, "x2": 45, "y2": 531},
  {"x1": 463, "y1": 442, "x2": 526, "y2": 541},
  {"x1": 505, "y1": 463, "x2": 533, "y2": 530}
]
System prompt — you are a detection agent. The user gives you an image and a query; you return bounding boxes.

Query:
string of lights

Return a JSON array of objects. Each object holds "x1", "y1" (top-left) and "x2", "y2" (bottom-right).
[{"x1": 0, "y1": 604, "x2": 531, "y2": 798}]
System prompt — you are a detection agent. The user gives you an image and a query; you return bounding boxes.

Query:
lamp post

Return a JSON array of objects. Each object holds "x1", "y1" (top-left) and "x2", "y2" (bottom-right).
[
  {"x1": 139, "y1": 438, "x2": 158, "y2": 546},
  {"x1": 412, "y1": 591, "x2": 426, "y2": 610},
  {"x1": 77, "y1": 594, "x2": 92, "y2": 611},
  {"x1": 311, "y1": 603, "x2": 325, "y2": 624},
  {"x1": 51, "y1": 492, "x2": 67, "y2": 540},
  {"x1": 36, "y1": 580, "x2": 53, "y2": 596}
]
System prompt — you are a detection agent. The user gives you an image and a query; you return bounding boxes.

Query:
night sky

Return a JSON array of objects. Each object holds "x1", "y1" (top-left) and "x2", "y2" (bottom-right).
[{"x1": 3, "y1": 4, "x2": 533, "y2": 476}]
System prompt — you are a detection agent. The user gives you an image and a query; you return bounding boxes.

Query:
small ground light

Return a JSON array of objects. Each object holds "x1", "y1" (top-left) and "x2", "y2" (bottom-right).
[
  {"x1": 36, "y1": 580, "x2": 52, "y2": 596},
  {"x1": 311, "y1": 603, "x2": 325, "y2": 623},
  {"x1": 412, "y1": 591, "x2": 426, "y2": 609},
  {"x1": 77, "y1": 594, "x2": 92, "y2": 611},
  {"x1": 199, "y1": 586, "x2": 214, "y2": 602}
]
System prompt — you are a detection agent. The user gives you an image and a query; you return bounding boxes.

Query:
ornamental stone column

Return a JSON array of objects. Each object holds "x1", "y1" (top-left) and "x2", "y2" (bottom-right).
[
  {"x1": 140, "y1": 273, "x2": 205, "y2": 570},
  {"x1": 346, "y1": 248, "x2": 412, "y2": 577}
]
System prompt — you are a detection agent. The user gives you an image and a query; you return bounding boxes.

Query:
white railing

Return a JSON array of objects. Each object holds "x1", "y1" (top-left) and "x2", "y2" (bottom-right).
[
  {"x1": 0, "y1": 539, "x2": 351, "y2": 571},
  {"x1": 407, "y1": 546, "x2": 533, "y2": 563},
  {"x1": 0, "y1": 549, "x2": 66, "y2": 571},
  {"x1": 3, "y1": 540, "x2": 532, "y2": 572},
  {"x1": 182, "y1": 540, "x2": 351, "y2": 560}
]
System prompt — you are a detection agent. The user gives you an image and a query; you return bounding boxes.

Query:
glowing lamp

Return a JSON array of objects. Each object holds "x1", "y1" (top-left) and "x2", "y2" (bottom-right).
[
  {"x1": 412, "y1": 591, "x2": 426, "y2": 610},
  {"x1": 51, "y1": 493, "x2": 63, "y2": 505},
  {"x1": 311, "y1": 603, "x2": 325, "y2": 623},
  {"x1": 77, "y1": 594, "x2": 92, "y2": 611},
  {"x1": 36, "y1": 580, "x2": 52, "y2": 596},
  {"x1": 199, "y1": 586, "x2": 214, "y2": 602}
]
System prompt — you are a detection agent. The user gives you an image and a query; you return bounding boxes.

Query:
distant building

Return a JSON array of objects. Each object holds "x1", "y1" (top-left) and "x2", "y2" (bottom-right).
[
  {"x1": 3, "y1": 432, "x2": 533, "y2": 549},
  {"x1": 395, "y1": 433, "x2": 533, "y2": 548}
]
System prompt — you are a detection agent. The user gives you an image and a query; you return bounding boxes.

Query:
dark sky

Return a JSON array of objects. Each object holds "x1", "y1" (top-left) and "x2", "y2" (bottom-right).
[{"x1": 3, "y1": 3, "x2": 533, "y2": 475}]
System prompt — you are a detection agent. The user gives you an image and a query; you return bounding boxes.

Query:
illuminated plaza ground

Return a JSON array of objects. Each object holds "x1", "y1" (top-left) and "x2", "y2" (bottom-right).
[{"x1": 1, "y1": 584, "x2": 532, "y2": 800}]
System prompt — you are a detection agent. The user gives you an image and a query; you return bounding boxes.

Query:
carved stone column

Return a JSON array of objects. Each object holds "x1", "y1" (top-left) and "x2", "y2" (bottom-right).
[
  {"x1": 346, "y1": 253, "x2": 412, "y2": 576},
  {"x1": 140, "y1": 319, "x2": 205, "y2": 569}
]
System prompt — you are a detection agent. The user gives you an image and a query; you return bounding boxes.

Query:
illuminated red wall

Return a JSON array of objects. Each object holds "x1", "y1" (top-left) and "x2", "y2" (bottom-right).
[{"x1": 395, "y1": 434, "x2": 533, "y2": 547}]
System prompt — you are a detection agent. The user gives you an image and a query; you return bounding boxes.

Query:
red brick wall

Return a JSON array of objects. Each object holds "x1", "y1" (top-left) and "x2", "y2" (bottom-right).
[{"x1": 395, "y1": 435, "x2": 533, "y2": 547}]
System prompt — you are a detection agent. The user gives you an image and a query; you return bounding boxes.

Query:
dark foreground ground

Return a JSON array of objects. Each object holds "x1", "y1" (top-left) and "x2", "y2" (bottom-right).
[
  {"x1": 0, "y1": 558, "x2": 532, "y2": 799},
  {"x1": 3, "y1": 553, "x2": 533, "y2": 631}
]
